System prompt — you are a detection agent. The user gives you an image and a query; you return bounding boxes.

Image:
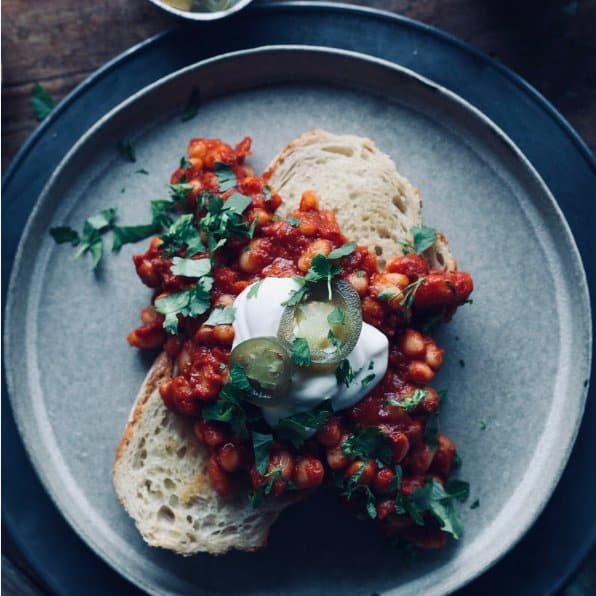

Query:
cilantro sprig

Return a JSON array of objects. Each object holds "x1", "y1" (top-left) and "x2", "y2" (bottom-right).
[
  {"x1": 275, "y1": 401, "x2": 332, "y2": 448},
  {"x1": 401, "y1": 225, "x2": 437, "y2": 255},
  {"x1": 283, "y1": 242, "x2": 356, "y2": 306},
  {"x1": 342, "y1": 427, "x2": 393, "y2": 466},
  {"x1": 385, "y1": 388, "x2": 428, "y2": 412},
  {"x1": 395, "y1": 478, "x2": 469, "y2": 539},
  {"x1": 50, "y1": 207, "x2": 117, "y2": 270}
]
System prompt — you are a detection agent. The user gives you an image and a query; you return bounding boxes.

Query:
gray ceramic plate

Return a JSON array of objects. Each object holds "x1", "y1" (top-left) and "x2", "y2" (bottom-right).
[{"x1": 5, "y1": 47, "x2": 592, "y2": 595}]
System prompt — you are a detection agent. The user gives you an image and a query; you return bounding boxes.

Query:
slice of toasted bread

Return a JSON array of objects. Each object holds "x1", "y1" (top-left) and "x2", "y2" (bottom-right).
[
  {"x1": 114, "y1": 131, "x2": 459, "y2": 555},
  {"x1": 113, "y1": 353, "x2": 288, "y2": 555},
  {"x1": 265, "y1": 130, "x2": 457, "y2": 271}
]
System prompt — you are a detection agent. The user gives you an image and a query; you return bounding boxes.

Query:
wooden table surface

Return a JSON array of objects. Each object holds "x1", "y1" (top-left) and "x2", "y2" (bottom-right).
[{"x1": 2, "y1": 0, "x2": 595, "y2": 593}]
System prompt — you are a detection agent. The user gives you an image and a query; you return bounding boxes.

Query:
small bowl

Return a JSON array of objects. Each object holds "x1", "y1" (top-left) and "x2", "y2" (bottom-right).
[{"x1": 148, "y1": 0, "x2": 254, "y2": 21}]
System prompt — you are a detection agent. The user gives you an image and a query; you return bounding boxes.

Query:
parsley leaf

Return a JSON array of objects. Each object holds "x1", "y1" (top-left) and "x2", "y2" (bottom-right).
[
  {"x1": 470, "y1": 499, "x2": 480, "y2": 510},
  {"x1": 112, "y1": 224, "x2": 157, "y2": 252},
  {"x1": 160, "y1": 214, "x2": 205, "y2": 257},
  {"x1": 135, "y1": 168, "x2": 149, "y2": 175},
  {"x1": 214, "y1": 163, "x2": 237, "y2": 192},
  {"x1": 307, "y1": 254, "x2": 343, "y2": 300},
  {"x1": 276, "y1": 401, "x2": 332, "y2": 448},
  {"x1": 327, "y1": 307, "x2": 345, "y2": 327},
  {"x1": 169, "y1": 183, "x2": 193, "y2": 209},
  {"x1": 286, "y1": 216, "x2": 302, "y2": 227},
  {"x1": 204, "y1": 305, "x2": 236, "y2": 326},
  {"x1": 411, "y1": 225, "x2": 437, "y2": 254},
  {"x1": 67, "y1": 208, "x2": 117, "y2": 270},
  {"x1": 361, "y1": 373, "x2": 376, "y2": 388},
  {"x1": 385, "y1": 388, "x2": 427, "y2": 412},
  {"x1": 50, "y1": 226, "x2": 80, "y2": 245},
  {"x1": 327, "y1": 242, "x2": 357, "y2": 260},
  {"x1": 290, "y1": 337, "x2": 311, "y2": 367},
  {"x1": 342, "y1": 427, "x2": 393, "y2": 466},
  {"x1": 117, "y1": 138, "x2": 136, "y2": 162},
  {"x1": 180, "y1": 156, "x2": 192, "y2": 169},
  {"x1": 252, "y1": 431, "x2": 273, "y2": 475},
  {"x1": 248, "y1": 468, "x2": 282, "y2": 508},
  {"x1": 335, "y1": 359, "x2": 355, "y2": 388},
  {"x1": 181, "y1": 87, "x2": 200, "y2": 122},
  {"x1": 154, "y1": 273, "x2": 213, "y2": 334},
  {"x1": 224, "y1": 193, "x2": 252, "y2": 214},
  {"x1": 247, "y1": 279, "x2": 263, "y2": 299},
  {"x1": 400, "y1": 277, "x2": 426, "y2": 310},
  {"x1": 31, "y1": 83, "x2": 56, "y2": 121},
  {"x1": 263, "y1": 186, "x2": 272, "y2": 202},
  {"x1": 171, "y1": 256, "x2": 211, "y2": 278}
]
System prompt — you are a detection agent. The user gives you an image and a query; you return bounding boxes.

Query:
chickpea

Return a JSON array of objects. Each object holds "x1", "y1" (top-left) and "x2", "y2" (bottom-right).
[
  {"x1": 372, "y1": 272, "x2": 410, "y2": 293},
  {"x1": 345, "y1": 460, "x2": 377, "y2": 485},
  {"x1": 326, "y1": 444, "x2": 350, "y2": 469},
  {"x1": 315, "y1": 417, "x2": 343, "y2": 448},
  {"x1": 194, "y1": 325, "x2": 214, "y2": 345},
  {"x1": 297, "y1": 239, "x2": 333, "y2": 272},
  {"x1": 238, "y1": 239, "x2": 270, "y2": 273},
  {"x1": 189, "y1": 157, "x2": 203, "y2": 170},
  {"x1": 217, "y1": 442, "x2": 242, "y2": 472},
  {"x1": 214, "y1": 294, "x2": 235, "y2": 308},
  {"x1": 406, "y1": 361, "x2": 435, "y2": 383},
  {"x1": 207, "y1": 455, "x2": 233, "y2": 496},
  {"x1": 425, "y1": 343, "x2": 444, "y2": 370},
  {"x1": 293, "y1": 457, "x2": 325, "y2": 489},
  {"x1": 347, "y1": 272, "x2": 369, "y2": 296},
  {"x1": 400, "y1": 329, "x2": 426, "y2": 357},
  {"x1": 176, "y1": 344, "x2": 192, "y2": 375},
  {"x1": 373, "y1": 468, "x2": 396, "y2": 494},
  {"x1": 300, "y1": 190, "x2": 319, "y2": 211},
  {"x1": 188, "y1": 140, "x2": 207, "y2": 159},
  {"x1": 212, "y1": 324, "x2": 235, "y2": 346},
  {"x1": 252, "y1": 208, "x2": 272, "y2": 228}
]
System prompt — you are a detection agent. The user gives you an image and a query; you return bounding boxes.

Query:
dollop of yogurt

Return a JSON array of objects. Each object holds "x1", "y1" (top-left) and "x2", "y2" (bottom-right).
[{"x1": 232, "y1": 277, "x2": 388, "y2": 427}]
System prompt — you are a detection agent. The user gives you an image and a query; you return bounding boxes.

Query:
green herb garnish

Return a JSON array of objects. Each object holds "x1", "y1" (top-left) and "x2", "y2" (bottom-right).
[
  {"x1": 335, "y1": 359, "x2": 355, "y2": 388},
  {"x1": 290, "y1": 337, "x2": 311, "y2": 367},
  {"x1": 171, "y1": 256, "x2": 211, "y2": 278},
  {"x1": 181, "y1": 87, "x2": 200, "y2": 122},
  {"x1": 342, "y1": 426, "x2": 393, "y2": 466},
  {"x1": 247, "y1": 279, "x2": 264, "y2": 299},
  {"x1": 411, "y1": 225, "x2": 437, "y2": 254},
  {"x1": 214, "y1": 163, "x2": 237, "y2": 192},
  {"x1": 286, "y1": 216, "x2": 302, "y2": 227},
  {"x1": 117, "y1": 138, "x2": 136, "y2": 162},
  {"x1": 385, "y1": 388, "x2": 427, "y2": 412},
  {"x1": 327, "y1": 307, "x2": 345, "y2": 327},
  {"x1": 204, "y1": 305, "x2": 236, "y2": 326},
  {"x1": 252, "y1": 431, "x2": 273, "y2": 475},
  {"x1": 276, "y1": 401, "x2": 332, "y2": 448},
  {"x1": 49, "y1": 226, "x2": 80, "y2": 245},
  {"x1": 32, "y1": 83, "x2": 56, "y2": 121}
]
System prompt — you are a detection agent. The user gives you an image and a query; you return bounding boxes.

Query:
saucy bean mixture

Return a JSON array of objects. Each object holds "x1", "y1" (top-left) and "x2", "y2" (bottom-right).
[{"x1": 128, "y1": 137, "x2": 474, "y2": 549}]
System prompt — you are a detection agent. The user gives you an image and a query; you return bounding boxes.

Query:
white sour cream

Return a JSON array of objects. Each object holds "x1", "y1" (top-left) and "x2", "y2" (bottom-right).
[{"x1": 232, "y1": 277, "x2": 388, "y2": 427}]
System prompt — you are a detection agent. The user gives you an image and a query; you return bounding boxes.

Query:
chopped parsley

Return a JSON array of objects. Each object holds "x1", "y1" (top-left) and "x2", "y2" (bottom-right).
[
  {"x1": 49, "y1": 226, "x2": 80, "y2": 245},
  {"x1": 335, "y1": 359, "x2": 355, "y2": 388},
  {"x1": 117, "y1": 138, "x2": 136, "y2": 162},
  {"x1": 214, "y1": 163, "x2": 237, "y2": 192},
  {"x1": 395, "y1": 478, "x2": 469, "y2": 539},
  {"x1": 290, "y1": 337, "x2": 311, "y2": 367},
  {"x1": 159, "y1": 214, "x2": 205, "y2": 257},
  {"x1": 252, "y1": 431, "x2": 273, "y2": 475},
  {"x1": 248, "y1": 468, "x2": 282, "y2": 508},
  {"x1": 169, "y1": 183, "x2": 194, "y2": 209},
  {"x1": 154, "y1": 261, "x2": 213, "y2": 333},
  {"x1": 263, "y1": 186, "x2": 272, "y2": 202},
  {"x1": 180, "y1": 156, "x2": 192, "y2": 169},
  {"x1": 286, "y1": 216, "x2": 302, "y2": 227},
  {"x1": 181, "y1": 87, "x2": 200, "y2": 122},
  {"x1": 411, "y1": 225, "x2": 437, "y2": 254},
  {"x1": 50, "y1": 207, "x2": 117, "y2": 270},
  {"x1": 470, "y1": 499, "x2": 480, "y2": 510},
  {"x1": 327, "y1": 307, "x2": 345, "y2": 327},
  {"x1": 385, "y1": 388, "x2": 427, "y2": 412},
  {"x1": 170, "y1": 256, "x2": 211, "y2": 278},
  {"x1": 135, "y1": 168, "x2": 149, "y2": 175},
  {"x1": 361, "y1": 373, "x2": 376, "y2": 388},
  {"x1": 400, "y1": 277, "x2": 426, "y2": 310},
  {"x1": 112, "y1": 224, "x2": 157, "y2": 253},
  {"x1": 247, "y1": 279, "x2": 263, "y2": 299},
  {"x1": 342, "y1": 426, "x2": 393, "y2": 466},
  {"x1": 204, "y1": 305, "x2": 236, "y2": 326},
  {"x1": 480, "y1": 419, "x2": 488, "y2": 431},
  {"x1": 31, "y1": 83, "x2": 56, "y2": 121},
  {"x1": 276, "y1": 401, "x2": 332, "y2": 448},
  {"x1": 283, "y1": 243, "x2": 356, "y2": 306}
]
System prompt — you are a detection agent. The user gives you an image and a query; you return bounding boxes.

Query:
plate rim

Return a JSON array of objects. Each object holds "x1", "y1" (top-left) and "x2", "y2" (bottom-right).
[{"x1": 4, "y1": 44, "x2": 592, "y2": 596}]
